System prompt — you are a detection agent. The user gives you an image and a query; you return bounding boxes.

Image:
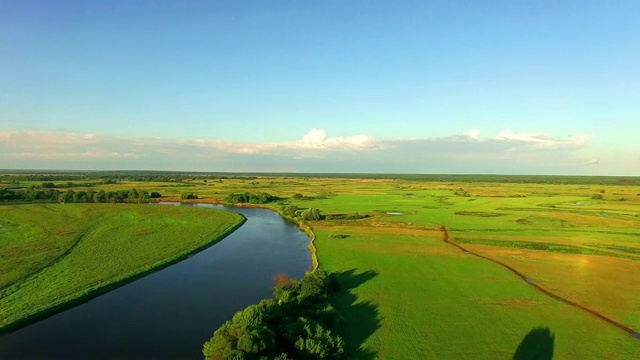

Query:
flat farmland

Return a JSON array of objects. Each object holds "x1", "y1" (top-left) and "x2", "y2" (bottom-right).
[
  {"x1": 259, "y1": 177, "x2": 640, "y2": 358},
  {"x1": 3, "y1": 174, "x2": 639, "y2": 358}
]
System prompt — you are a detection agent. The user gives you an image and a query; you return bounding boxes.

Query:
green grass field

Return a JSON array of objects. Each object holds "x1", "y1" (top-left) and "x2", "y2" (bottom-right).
[
  {"x1": 2, "y1": 174, "x2": 640, "y2": 358},
  {"x1": 296, "y1": 180, "x2": 640, "y2": 359},
  {"x1": 314, "y1": 227, "x2": 639, "y2": 359},
  {"x1": 169, "y1": 176, "x2": 637, "y2": 359},
  {"x1": 0, "y1": 203, "x2": 244, "y2": 332}
]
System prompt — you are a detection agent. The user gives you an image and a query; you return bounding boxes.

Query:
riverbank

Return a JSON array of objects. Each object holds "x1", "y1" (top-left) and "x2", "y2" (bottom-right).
[
  {"x1": 174, "y1": 199, "x2": 319, "y2": 271},
  {"x1": 0, "y1": 204, "x2": 246, "y2": 334}
]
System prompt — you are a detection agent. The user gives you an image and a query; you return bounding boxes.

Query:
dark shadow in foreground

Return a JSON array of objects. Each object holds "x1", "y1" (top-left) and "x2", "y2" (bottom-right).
[
  {"x1": 330, "y1": 269, "x2": 381, "y2": 360},
  {"x1": 513, "y1": 327, "x2": 555, "y2": 360}
]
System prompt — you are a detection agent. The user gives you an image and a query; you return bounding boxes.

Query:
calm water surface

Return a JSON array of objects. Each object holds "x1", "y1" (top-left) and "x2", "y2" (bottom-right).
[{"x1": 0, "y1": 205, "x2": 311, "y2": 359}]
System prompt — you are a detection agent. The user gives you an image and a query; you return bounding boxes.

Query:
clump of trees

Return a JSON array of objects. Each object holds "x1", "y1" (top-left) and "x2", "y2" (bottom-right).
[
  {"x1": 224, "y1": 192, "x2": 279, "y2": 204},
  {"x1": 0, "y1": 187, "x2": 158, "y2": 203},
  {"x1": 180, "y1": 193, "x2": 198, "y2": 200},
  {"x1": 299, "y1": 208, "x2": 322, "y2": 221},
  {"x1": 453, "y1": 188, "x2": 471, "y2": 197},
  {"x1": 281, "y1": 205, "x2": 299, "y2": 217},
  {"x1": 324, "y1": 212, "x2": 366, "y2": 220},
  {"x1": 280, "y1": 205, "x2": 324, "y2": 221},
  {"x1": 202, "y1": 270, "x2": 345, "y2": 360},
  {"x1": 291, "y1": 193, "x2": 318, "y2": 200}
]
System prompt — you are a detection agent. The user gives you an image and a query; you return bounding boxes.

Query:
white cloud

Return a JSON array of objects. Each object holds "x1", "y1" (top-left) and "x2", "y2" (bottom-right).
[
  {"x1": 496, "y1": 130, "x2": 591, "y2": 149},
  {"x1": 9, "y1": 151, "x2": 139, "y2": 160},
  {"x1": 295, "y1": 129, "x2": 373, "y2": 149},
  {"x1": 0, "y1": 128, "x2": 612, "y2": 174},
  {"x1": 496, "y1": 130, "x2": 551, "y2": 143},
  {"x1": 301, "y1": 128, "x2": 327, "y2": 144},
  {"x1": 462, "y1": 128, "x2": 480, "y2": 140}
]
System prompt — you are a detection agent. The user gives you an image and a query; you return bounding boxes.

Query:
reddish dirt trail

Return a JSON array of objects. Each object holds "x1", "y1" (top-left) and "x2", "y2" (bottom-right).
[{"x1": 439, "y1": 226, "x2": 640, "y2": 340}]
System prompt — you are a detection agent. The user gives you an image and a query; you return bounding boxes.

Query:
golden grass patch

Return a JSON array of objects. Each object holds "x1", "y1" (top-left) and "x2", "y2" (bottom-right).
[{"x1": 463, "y1": 244, "x2": 640, "y2": 330}]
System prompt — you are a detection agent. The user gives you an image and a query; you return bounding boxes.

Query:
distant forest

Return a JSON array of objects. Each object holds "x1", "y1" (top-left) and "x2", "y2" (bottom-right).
[
  {"x1": 0, "y1": 186, "x2": 160, "y2": 203},
  {"x1": 1, "y1": 170, "x2": 639, "y2": 185}
]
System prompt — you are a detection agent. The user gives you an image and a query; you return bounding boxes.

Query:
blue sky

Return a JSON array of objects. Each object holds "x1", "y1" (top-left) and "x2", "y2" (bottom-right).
[{"x1": 1, "y1": 1, "x2": 639, "y2": 174}]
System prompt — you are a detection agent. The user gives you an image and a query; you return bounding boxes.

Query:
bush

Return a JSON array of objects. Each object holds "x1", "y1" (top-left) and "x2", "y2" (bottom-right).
[
  {"x1": 291, "y1": 318, "x2": 345, "y2": 359},
  {"x1": 281, "y1": 205, "x2": 299, "y2": 217},
  {"x1": 329, "y1": 234, "x2": 349, "y2": 239},
  {"x1": 180, "y1": 193, "x2": 198, "y2": 200},
  {"x1": 300, "y1": 208, "x2": 322, "y2": 221},
  {"x1": 324, "y1": 212, "x2": 366, "y2": 220}
]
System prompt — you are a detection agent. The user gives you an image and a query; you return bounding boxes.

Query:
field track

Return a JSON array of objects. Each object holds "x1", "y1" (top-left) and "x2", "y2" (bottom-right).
[
  {"x1": 440, "y1": 226, "x2": 640, "y2": 340},
  {"x1": 0, "y1": 229, "x2": 85, "y2": 295}
]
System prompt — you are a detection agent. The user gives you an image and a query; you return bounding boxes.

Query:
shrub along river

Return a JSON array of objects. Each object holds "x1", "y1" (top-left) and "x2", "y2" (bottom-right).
[{"x1": 0, "y1": 204, "x2": 312, "y2": 359}]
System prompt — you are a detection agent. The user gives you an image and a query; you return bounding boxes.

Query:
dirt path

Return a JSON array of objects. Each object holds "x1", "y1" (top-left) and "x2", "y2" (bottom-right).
[
  {"x1": 439, "y1": 225, "x2": 640, "y2": 340},
  {"x1": 0, "y1": 227, "x2": 86, "y2": 297}
]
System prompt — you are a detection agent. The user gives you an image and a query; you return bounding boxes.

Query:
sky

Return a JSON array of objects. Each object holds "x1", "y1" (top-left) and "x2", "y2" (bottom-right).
[{"x1": 1, "y1": 1, "x2": 639, "y2": 175}]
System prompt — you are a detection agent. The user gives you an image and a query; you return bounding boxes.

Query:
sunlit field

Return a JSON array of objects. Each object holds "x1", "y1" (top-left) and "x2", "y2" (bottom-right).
[
  {"x1": 1, "y1": 173, "x2": 639, "y2": 358},
  {"x1": 0, "y1": 203, "x2": 244, "y2": 332}
]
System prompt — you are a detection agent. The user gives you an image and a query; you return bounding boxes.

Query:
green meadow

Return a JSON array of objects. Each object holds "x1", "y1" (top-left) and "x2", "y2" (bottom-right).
[
  {"x1": 294, "y1": 180, "x2": 640, "y2": 359},
  {"x1": 163, "y1": 175, "x2": 638, "y2": 359},
  {"x1": 2, "y1": 173, "x2": 640, "y2": 358},
  {"x1": 0, "y1": 203, "x2": 244, "y2": 332}
]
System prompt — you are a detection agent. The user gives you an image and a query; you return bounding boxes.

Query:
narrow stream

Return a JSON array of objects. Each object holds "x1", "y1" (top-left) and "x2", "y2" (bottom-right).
[{"x1": 0, "y1": 205, "x2": 312, "y2": 359}]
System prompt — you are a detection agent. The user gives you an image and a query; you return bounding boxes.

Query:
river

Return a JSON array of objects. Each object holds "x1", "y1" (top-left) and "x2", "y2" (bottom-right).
[{"x1": 0, "y1": 204, "x2": 312, "y2": 359}]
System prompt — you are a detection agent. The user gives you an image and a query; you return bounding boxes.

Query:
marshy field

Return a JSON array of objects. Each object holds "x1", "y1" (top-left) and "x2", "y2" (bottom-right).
[{"x1": 1, "y1": 172, "x2": 639, "y2": 359}]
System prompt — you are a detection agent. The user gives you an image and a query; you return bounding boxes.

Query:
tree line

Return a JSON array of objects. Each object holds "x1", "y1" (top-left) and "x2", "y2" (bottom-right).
[
  {"x1": 224, "y1": 192, "x2": 279, "y2": 204},
  {"x1": 0, "y1": 187, "x2": 161, "y2": 203}
]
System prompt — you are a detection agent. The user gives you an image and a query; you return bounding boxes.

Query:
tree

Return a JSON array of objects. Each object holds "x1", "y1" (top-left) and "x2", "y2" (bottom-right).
[
  {"x1": 93, "y1": 190, "x2": 106, "y2": 203},
  {"x1": 273, "y1": 272, "x2": 291, "y2": 288},
  {"x1": 291, "y1": 318, "x2": 345, "y2": 360},
  {"x1": 128, "y1": 189, "x2": 139, "y2": 201},
  {"x1": 73, "y1": 190, "x2": 87, "y2": 203},
  {"x1": 282, "y1": 205, "x2": 299, "y2": 217},
  {"x1": 300, "y1": 208, "x2": 322, "y2": 221},
  {"x1": 60, "y1": 189, "x2": 74, "y2": 203},
  {"x1": 86, "y1": 189, "x2": 95, "y2": 202},
  {"x1": 203, "y1": 305, "x2": 276, "y2": 360},
  {"x1": 297, "y1": 270, "x2": 331, "y2": 302}
]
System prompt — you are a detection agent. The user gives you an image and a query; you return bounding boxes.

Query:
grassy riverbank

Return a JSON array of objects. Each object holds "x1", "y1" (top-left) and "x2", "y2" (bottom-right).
[{"x1": 0, "y1": 203, "x2": 245, "y2": 333}]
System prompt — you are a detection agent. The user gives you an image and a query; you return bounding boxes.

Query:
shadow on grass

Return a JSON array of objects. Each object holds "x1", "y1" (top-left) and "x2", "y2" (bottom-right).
[
  {"x1": 331, "y1": 269, "x2": 381, "y2": 360},
  {"x1": 513, "y1": 327, "x2": 555, "y2": 360}
]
